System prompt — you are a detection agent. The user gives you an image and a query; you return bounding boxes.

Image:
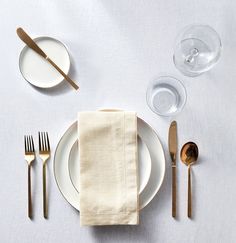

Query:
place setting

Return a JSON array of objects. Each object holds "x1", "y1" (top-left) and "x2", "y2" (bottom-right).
[{"x1": 19, "y1": 23, "x2": 221, "y2": 225}]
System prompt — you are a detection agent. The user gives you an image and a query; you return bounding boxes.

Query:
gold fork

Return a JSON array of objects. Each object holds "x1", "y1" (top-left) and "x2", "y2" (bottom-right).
[
  {"x1": 24, "y1": 135, "x2": 35, "y2": 219},
  {"x1": 38, "y1": 132, "x2": 50, "y2": 219}
]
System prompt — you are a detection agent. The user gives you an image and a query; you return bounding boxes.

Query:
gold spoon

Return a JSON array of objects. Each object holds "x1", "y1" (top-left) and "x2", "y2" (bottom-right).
[{"x1": 180, "y1": 142, "x2": 199, "y2": 218}]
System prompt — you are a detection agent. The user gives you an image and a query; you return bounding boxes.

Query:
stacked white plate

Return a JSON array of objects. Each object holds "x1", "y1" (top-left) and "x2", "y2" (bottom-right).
[{"x1": 54, "y1": 117, "x2": 165, "y2": 210}]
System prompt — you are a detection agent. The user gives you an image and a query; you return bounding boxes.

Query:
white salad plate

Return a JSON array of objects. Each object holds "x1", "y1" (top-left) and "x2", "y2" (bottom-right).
[
  {"x1": 19, "y1": 36, "x2": 70, "y2": 88},
  {"x1": 54, "y1": 117, "x2": 165, "y2": 210}
]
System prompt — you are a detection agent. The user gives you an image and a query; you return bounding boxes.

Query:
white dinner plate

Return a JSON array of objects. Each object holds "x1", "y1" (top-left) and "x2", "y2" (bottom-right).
[
  {"x1": 19, "y1": 36, "x2": 71, "y2": 88},
  {"x1": 54, "y1": 117, "x2": 165, "y2": 210},
  {"x1": 68, "y1": 135, "x2": 151, "y2": 195}
]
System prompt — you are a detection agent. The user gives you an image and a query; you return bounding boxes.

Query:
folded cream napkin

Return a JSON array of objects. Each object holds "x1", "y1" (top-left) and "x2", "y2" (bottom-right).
[{"x1": 78, "y1": 111, "x2": 139, "y2": 226}]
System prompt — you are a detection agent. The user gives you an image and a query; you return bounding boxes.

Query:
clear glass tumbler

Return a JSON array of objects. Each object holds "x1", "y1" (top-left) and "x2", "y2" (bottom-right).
[{"x1": 146, "y1": 76, "x2": 187, "y2": 116}]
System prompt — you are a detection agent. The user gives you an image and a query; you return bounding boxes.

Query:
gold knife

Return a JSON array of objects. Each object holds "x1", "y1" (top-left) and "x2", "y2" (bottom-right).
[
  {"x1": 16, "y1": 27, "x2": 79, "y2": 90},
  {"x1": 168, "y1": 121, "x2": 177, "y2": 218}
]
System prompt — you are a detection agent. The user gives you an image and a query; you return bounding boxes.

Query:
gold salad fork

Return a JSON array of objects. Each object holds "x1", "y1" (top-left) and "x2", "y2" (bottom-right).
[
  {"x1": 24, "y1": 135, "x2": 35, "y2": 219},
  {"x1": 38, "y1": 132, "x2": 50, "y2": 218}
]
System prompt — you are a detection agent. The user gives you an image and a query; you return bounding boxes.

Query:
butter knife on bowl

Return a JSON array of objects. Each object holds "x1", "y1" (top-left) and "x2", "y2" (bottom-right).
[{"x1": 16, "y1": 27, "x2": 79, "y2": 90}]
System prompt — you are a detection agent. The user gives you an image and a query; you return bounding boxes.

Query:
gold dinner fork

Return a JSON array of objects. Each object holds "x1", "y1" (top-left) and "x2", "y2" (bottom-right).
[
  {"x1": 38, "y1": 132, "x2": 50, "y2": 219},
  {"x1": 24, "y1": 135, "x2": 35, "y2": 219}
]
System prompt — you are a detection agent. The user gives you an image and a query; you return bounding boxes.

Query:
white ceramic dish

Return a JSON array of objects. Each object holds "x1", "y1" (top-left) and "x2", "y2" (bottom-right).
[
  {"x1": 54, "y1": 118, "x2": 165, "y2": 210},
  {"x1": 68, "y1": 135, "x2": 151, "y2": 195},
  {"x1": 19, "y1": 36, "x2": 70, "y2": 88}
]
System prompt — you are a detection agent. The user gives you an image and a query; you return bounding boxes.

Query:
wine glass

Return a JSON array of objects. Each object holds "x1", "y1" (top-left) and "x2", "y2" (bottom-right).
[{"x1": 173, "y1": 24, "x2": 222, "y2": 77}]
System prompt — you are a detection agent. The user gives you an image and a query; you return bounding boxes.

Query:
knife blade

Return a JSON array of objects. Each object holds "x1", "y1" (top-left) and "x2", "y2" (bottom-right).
[
  {"x1": 169, "y1": 121, "x2": 177, "y2": 164},
  {"x1": 168, "y1": 120, "x2": 177, "y2": 217}
]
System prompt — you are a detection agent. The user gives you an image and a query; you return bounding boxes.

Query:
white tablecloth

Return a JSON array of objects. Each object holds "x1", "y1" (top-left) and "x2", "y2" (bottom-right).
[{"x1": 1, "y1": 0, "x2": 236, "y2": 242}]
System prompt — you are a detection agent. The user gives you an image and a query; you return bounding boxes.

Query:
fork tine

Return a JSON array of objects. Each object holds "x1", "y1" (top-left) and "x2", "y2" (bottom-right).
[
  {"x1": 30, "y1": 136, "x2": 35, "y2": 152},
  {"x1": 29, "y1": 136, "x2": 32, "y2": 152},
  {"x1": 41, "y1": 132, "x2": 44, "y2": 151},
  {"x1": 39, "y1": 132, "x2": 42, "y2": 151},
  {"x1": 24, "y1": 136, "x2": 27, "y2": 152},
  {"x1": 46, "y1": 132, "x2": 50, "y2": 151},
  {"x1": 27, "y1": 136, "x2": 30, "y2": 152},
  {"x1": 43, "y1": 132, "x2": 46, "y2": 151},
  {"x1": 43, "y1": 132, "x2": 47, "y2": 151},
  {"x1": 44, "y1": 132, "x2": 46, "y2": 151},
  {"x1": 26, "y1": 136, "x2": 30, "y2": 152},
  {"x1": 28, "y1": 136, "x2": 31, "y2": 152},
  {"x1": 42, "y1": 132, "x2": 45, "y2": 151}
]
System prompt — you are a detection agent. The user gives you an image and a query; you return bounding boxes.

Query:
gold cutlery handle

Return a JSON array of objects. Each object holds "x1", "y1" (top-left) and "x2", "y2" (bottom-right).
[
  {"x1": 46, "y1": 57, "x2": 79, "y2": 90},
  {"x1": 188, "y1": 165, "x2": 192, "y2": 218},
  {"x1": 28, "y1": 164, "x2": 32, "y2": 219},
  {"x1": 43, "y1": 163, "x2": 47, "y2": 218},
  {"x1": 172, "y1": 166, "x2": 176, "y2": 217}
]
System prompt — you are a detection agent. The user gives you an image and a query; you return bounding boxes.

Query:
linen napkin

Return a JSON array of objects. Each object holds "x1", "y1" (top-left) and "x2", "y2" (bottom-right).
[{"x1": 78, "y1": 111, "x2": 139, "y2": 225}]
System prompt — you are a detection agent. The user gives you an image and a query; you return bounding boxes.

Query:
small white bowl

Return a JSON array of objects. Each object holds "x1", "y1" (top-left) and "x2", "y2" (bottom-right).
[{"x1": 19, "y1": 36, "x2": 71, "y2": 88}]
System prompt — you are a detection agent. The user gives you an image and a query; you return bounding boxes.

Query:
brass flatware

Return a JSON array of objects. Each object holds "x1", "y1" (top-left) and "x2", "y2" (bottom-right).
[
  {"x1": 180, "y1": 142, "x2": 199, "y2": 218},
  {"x1": 24, "y1": 135, "x2": 35, "y2": 219},
  {"x1": 38, "y1": 132, "x2": 51, "y2": 218},
  {"x1": 16, "y1": 27, "x2": 79, "y2": 90},
  {"x1": 168, "y1": 121, "x2": 177, "y2": 218}
]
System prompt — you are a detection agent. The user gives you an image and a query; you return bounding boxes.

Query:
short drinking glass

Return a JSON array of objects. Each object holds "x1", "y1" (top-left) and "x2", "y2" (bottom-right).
[{"x1": 146, "y1": 76, "x2": 187, "y2": 116}]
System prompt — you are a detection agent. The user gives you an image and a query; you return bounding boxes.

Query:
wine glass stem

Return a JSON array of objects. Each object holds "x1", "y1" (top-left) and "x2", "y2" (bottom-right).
[{"x1": 185, "y1": 48, "x2": 199, "y2": 63}]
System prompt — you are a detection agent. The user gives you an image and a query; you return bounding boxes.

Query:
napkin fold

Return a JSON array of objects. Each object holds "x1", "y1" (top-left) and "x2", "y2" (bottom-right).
[{"x1": 78, "y1": 111, "x2": 139, "y2": 225}]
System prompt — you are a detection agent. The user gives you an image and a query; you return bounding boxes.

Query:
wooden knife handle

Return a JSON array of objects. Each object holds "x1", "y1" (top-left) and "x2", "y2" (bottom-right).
[
  {"x1": 172, "y1": 166, "x2": 176, "y2": 217},
  {"x1": 47, "y1": 57, "x2": 79, "y2": 90}
]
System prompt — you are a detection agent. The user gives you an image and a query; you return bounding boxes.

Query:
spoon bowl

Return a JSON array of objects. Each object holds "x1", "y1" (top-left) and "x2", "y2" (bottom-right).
[{"x1": 180, "y1": 142, "x2": 198, "y2": 166}]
